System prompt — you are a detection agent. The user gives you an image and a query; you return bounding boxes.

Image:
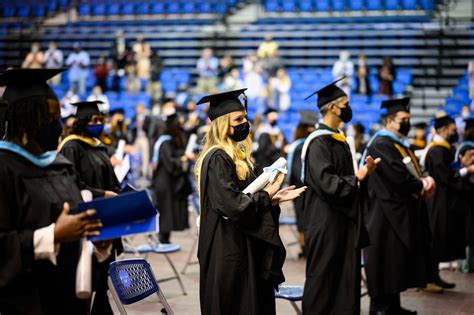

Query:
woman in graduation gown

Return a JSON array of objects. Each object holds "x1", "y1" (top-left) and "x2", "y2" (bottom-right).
[
  {"x1": 58, "y1": 100, "x2": 120, "y2": 315},
  {"x1": 150, "y1": 113, "x2": 193, "y2": 244},
  {"x1": 195, "y1": 89, "x2": 306, "y2": 315},
  {"x1": 0, "y1": 68, "x2": 102, "y2": 315}
]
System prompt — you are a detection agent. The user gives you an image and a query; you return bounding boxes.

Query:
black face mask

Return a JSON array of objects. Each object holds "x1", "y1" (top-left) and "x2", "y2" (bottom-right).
[
  {"x1": 36, "y1": 120, "x2": 63, "y2": 151},
  {"x1": 338, "y1": 106, "x2": 353, "y2": 123},
  {"x1": 270, "y1": 120, "x2": 278, "y2": 127},
  {"x1": 449, "y1": 132, "x2": 459, "y2": 144},
  {"x1": 398, "y1": 121, "x2": 411, "y2": 137},
  {"x1": 230, "y1": 121, "x2": 250, "y2": 142}
]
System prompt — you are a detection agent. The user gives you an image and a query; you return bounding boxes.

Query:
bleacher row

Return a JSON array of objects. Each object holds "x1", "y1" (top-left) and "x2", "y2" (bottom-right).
[
  {"x1": 445, "y1": 72, "x2": 471, "y2": 116},
  {"x1": 264, "y1": 0, "x2": 434, "y2": 12}
]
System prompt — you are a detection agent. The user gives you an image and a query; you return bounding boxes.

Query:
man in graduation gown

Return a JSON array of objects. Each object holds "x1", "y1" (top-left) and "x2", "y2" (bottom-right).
[
  {"x1": 196, "y1": 89, "x2": 304, "y2": 315},
  {"x1": 423, "y1": 115, "x2": 474, "y2": 288},
  {"x1": 362, "y1": 98, "x2": 436, "y2": 314},
  {"x1": 253, "y1": 108, "x2": 286, "y2": 174},
  {"x1": 0, "y1": 68, "x2": 104, "y2": 315},
  {"x1": 301, "y1": 78, "x2": 377, "y2": 314}
]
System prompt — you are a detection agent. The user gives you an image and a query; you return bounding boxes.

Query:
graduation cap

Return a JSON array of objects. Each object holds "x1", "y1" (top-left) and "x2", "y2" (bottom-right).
[
  {"x1": 433, "y1": 115, "x2": 454, "y2": 130},
  {"x1": 304, "y1": 77, "x2": 347, "y2": 108},
  {"x1": 72, "y1": 101, "x2": 103, "y2": 118},
  {"x1": 380, "y1": 97, "x2": 411, "y2": 116},
  {"x1": 299, "y1": 110, "x2": 319, "y2": 126},
  {"x1": 0, "y1": 68, "x2": 65, "y2": 105},
  {"x1": 196, "y1": 88, "x2": 247, "y2": 121}
]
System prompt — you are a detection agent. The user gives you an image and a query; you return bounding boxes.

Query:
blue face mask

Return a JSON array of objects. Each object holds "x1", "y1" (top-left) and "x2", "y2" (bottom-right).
[{"x1": 87, "y1": 124, "x2": 104, "y2": 138}]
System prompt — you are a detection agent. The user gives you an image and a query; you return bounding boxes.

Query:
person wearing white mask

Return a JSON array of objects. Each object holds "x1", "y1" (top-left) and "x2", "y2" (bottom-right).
[{"x1": 332, "y1": 50, "x2": 354, "y2": 99}]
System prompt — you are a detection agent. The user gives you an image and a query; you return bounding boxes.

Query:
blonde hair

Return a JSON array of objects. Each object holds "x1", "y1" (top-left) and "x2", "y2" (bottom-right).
[{"x1": 195, "y1": 113, "x2": 253, "y2": 181}]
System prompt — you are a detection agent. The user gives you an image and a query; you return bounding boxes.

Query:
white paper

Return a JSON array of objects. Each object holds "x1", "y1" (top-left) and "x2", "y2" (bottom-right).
[
  {"x1": 114, "y1": 154, "x2": 131, "y2": 183},
  {"x1": 243, "y1": 157, "x2": 287, "y2": 194},
  {"x1": 76, "y1": 190, "x2": 93, "y2": 299},
  {"x1": 185, "y1": 134, "x2": 198, "y2": 156},
  {"x1": 114, "y1": 139, "x2": 126, "y2": 161},
  {"x1": 346, "y1": 135, "x2": 359, "y2": 173}
]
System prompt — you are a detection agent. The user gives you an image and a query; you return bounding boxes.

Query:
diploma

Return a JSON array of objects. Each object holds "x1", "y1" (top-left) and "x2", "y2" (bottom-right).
[
  {"x1": 76, "y1": 190, "x2": 93, "y2": 299},
  {"x1": 346, "y1": 135, "x2": 359, "y2": 173},
  {"x1": 185, "y1": 134, "x2": 198, "y2": 156},
  {"x1": 403, "y1": 156, "x2": 420, "y2": 178},
  {"x1": 243, "y1": 157, "x2": 288, "y2": 194}
]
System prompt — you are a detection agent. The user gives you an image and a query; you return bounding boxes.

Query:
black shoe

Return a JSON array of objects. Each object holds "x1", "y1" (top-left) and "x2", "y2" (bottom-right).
[
  {"x1": 435, "y1": 277, "x2": 456, "y2": 289},
  {"x1": 398, "y1": 307, "x2": 417, "y2": 315}
]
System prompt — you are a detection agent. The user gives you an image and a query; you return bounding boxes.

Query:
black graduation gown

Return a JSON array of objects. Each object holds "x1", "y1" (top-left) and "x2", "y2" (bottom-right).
[
  {"x1": 151, "y1": 140, "x2": 191, "y2": 233},
  {"x1": 254, "y1": 132, "x2": 282, "y2": 174},
  {"x1": 60, "y1": 139, "x2": 120, "y2": 193},
  {"x1": 59, "y1": 138, "x2": 121, "y2": 315},
  {"x1": 198, "y1": 149, "x2": 286, "y2": 315},
  {"x1": 0, "y1": 150, "x2": 87, "y2": 315},
  {"x1": 289, "y1": 141, "x2": 305, "y2": 232},
  {"x1": 301, "y1": 131, "x2": 369, "y2": 315},
  {"x1": 363, "y1": 136, "x2": 430, "y2": 298},
  {"x1": 461, "y1": 174, "x2": 474, "y2": 247},
  {"x1": 424, "y1": 145, "x2": 471, "y2": 262}
]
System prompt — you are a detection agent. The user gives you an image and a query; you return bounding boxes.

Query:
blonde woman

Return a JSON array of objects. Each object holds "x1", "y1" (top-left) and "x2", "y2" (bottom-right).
[{"x1": 195, "y1": 89, "x2": 306, "y2": 315}]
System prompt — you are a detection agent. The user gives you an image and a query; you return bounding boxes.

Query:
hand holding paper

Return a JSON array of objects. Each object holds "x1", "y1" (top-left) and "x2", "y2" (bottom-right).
[{"x1": 243, "y1": 157, "x2": 288, "y2": 194}]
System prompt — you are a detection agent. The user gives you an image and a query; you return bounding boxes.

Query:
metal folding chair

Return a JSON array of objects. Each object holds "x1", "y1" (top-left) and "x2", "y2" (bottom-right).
[
  {"x1": 108, "y1": 258, "x2": 173, "y2": 315},
  {"x1": 275, "y1": 284, "x2": 303, "y2": 315},
  {"x1": 122, "y1": 235, "x2": 187, "y2": 296}
]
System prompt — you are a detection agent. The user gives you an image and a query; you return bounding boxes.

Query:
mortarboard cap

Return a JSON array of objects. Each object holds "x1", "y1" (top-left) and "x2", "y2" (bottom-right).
[
  {"x1": 413, "y1": 122, "x2": 428, "y2": 129},
  {"x1": 304, "y1": 77, "x2": 347, "y2": 108},
  {"x1": 196, "y1": 88, "x2": 247, "y2": 121},
  {"x1": 465, "y1": 118, "x2": 474, "y2": 131},
  {"x1": 380, "y1": 97, "x2": 411, "y2": 116},
  {"x1": 72, "y1": 101, "x2": 103, "y2": 118},
  {"x1": 433, "y1": 115, "x2": 455, "y2": 130},
  {"x1": 0, "y1": 68, "x2": 65, "y2": 105},
  {"x1": 299, "y1": 110, "x2": 319, "y2": 126}
]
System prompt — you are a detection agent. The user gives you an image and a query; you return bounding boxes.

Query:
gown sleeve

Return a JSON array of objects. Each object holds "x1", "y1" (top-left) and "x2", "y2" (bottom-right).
[
  {"x1": 369, "y1": 138, "x2": 424, "y2": 194},
  {"x1": 207, "y1": 153, "x2": 273, "y2": 229},
  {"x1": 0, "y1": 174, "x2": 35, "y2": 288},
  {"x1": 305, "y1": 139, "x2": 359, "y2": 206},
  {"x1": 427, "y1": 147, "x2": 470, "y2": 192}
]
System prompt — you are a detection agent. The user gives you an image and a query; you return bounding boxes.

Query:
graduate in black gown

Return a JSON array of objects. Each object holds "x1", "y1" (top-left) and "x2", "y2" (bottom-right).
[
  {"x1": 0, "y1": 68, "x2": 103, "y2": 315},
  {"x1": 195, "y1": 89, "x2": 306, "y2": 315},
  {"x1": 455, "y1": 141, "x2": 474, "y2": 272},
  {"x1": 58, "y1": 101, "x2": 120, "y2": 315},
  {"x1": 301, "y1": 78, "x2": 376, "y2": 315},
  {"x1": 150, "y1": 113, "x2": 192, "y2": 244},
  {"x1": 423, "y1": 115, "x2": 474, "y2": 288},
  {"x1": 286, "y1": 110, "x2": 318, "y2": 256},
  {"x1": 253, "y1": 108, "x2": 286, "y2": 174},
  {"x1": 362, "y1": 98, "x2": 436, "y2": 314}
]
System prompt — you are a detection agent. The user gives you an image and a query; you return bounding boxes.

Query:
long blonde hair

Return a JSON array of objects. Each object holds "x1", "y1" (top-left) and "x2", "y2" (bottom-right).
[{"x1": 195, "y1": 113, "x2": 253, "y2": 181}]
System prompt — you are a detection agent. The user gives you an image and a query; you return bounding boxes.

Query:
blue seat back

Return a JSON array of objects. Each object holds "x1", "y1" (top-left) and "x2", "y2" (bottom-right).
[{"x1": 108, "y1": 259, "x2": 159, "y2": 305}]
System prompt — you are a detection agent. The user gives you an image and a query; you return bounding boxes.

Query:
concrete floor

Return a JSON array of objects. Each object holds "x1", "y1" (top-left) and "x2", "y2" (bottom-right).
[{"x1": 113, "y1": 203, "x2": 474, "y2": 315}]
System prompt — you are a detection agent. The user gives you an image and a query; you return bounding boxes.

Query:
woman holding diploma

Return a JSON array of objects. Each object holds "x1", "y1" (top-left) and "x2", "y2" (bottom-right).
[
  {"x1": 0, "y1": 69, "x2": 102, "y2": 315},
  {"x1": 195, "y1": 88, "x2": 306, "y2": 315}
]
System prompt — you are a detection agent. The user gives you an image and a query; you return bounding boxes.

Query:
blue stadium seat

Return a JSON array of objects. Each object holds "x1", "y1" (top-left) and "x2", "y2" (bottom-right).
[
  {"x1": 199, "y1": 2, "x2": 212, "y2": 13},
  {"x1": 350, "y1": 0, "x2": 364, "y2": 11},
  {"x1": 136, "y1": 3, "x2": 149, "y2": 15},
  {"x1": 167, "y1": 2, "x2": 180, "y2": 14},
  {"x1": 367, "y1": 0, "x2": 382, "y2": 10},
  {"x1": 299, "y1": 0, "x2": 313, "y2": 12},
  {"x1": 33, "y1": 5, "x2": 46, "y2": 17},
  {"x1": 150, "y1": 3, "x2": 165, "y2": 14},
  {"x1": 18, "y1": 5, "x2": 31, "y2": 17},
  {"x1": 92, "y1": 3, "x2": 106, "y2": 16},
  {"x1": 108, "y1": 3, "x2": 121, "y2": 16},
  {"x1": 316, "y1": 0, "x2": 330, "y2": 12},
  {"x1": 47, "y1": 2, "x2": 58, "y2": 14},
  {"x1": 420, "y1": 0, "x2": 434, "y2": 10},
  {"x1": 78, "y1": 3, "x2": 91, "y2": 16},
  {"x1": 282, "y1": 1, "x2": 296, "y2": 12},
  {"x1": 384, "y1": 0, "x2": 399, "y2": 10},
  {"x1": 333, "y1": 0, "x2": 346, "y2": 11},
  {"x1": 265, "y1": 0, "x2": 280, "y2": 12},
  {"x1": 215, "y1": 3, "x2": 228, "y2": 14},
  {"x1": 121, "y1": 3, "x2": 135, "y2": 15},
  {"x1": 402, "y1": 0, "x2": 417, "y2": 10},
  {"x1": 182, "y1": 2, "x2": 195, "y2": 13},
  {"x1": 3, "y1": 7, "x2": 16, "y2": 17}
]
